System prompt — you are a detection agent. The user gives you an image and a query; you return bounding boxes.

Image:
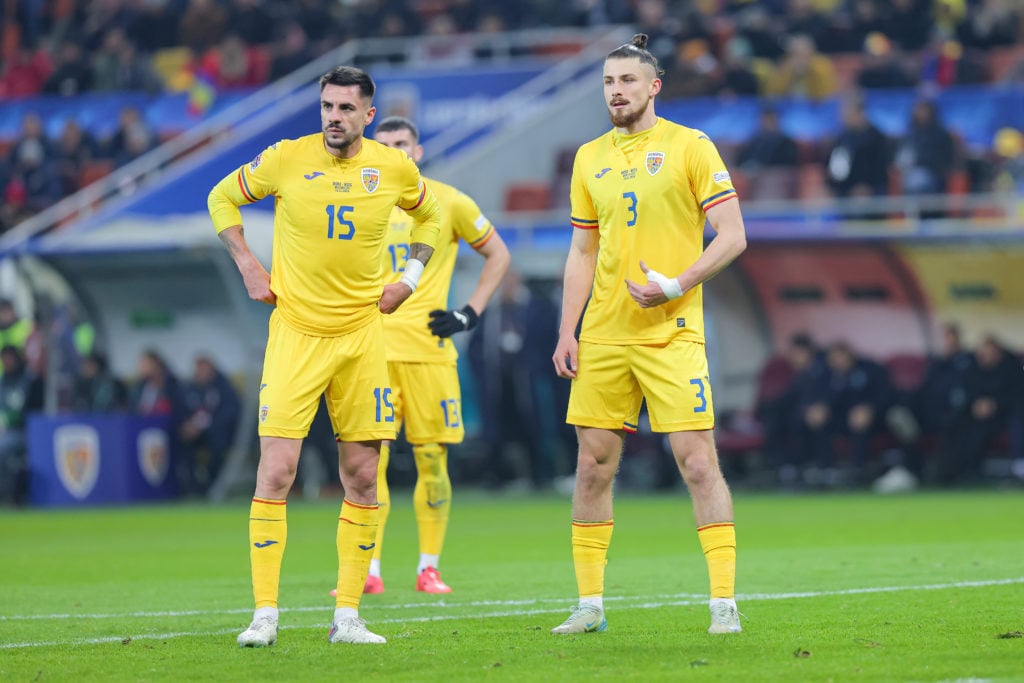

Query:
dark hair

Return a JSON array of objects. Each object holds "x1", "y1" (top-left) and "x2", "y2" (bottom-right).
[
  {"x1": 790, "y1": 332, "x2": 815, "y2": 351},
  {"x1": 85, "y1": 351, "x2": 109, "y2": 372},
  {"x1": 0, "y1": 344, "x2": 22, "y2": 365},
  {"x1": 606, "y1": 33, "x2": 664, "y2": 77},
  {"x1": 375, "y1": 116, "x2": 419, "y2": 142},
  {"x1": 319, "y1": 66, "x2": 375, "y2": 99}
]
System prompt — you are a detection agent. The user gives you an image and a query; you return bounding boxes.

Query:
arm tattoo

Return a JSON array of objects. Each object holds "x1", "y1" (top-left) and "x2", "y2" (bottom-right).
[
  {"x1": 410, "y1": 243, "x2": 434, "y2": 265},
  {"x1": 218, "y1": 227, "x2": 246, "y2": 259}
]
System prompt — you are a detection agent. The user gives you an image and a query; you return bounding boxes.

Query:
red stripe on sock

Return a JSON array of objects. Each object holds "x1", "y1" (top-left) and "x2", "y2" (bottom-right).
[
  {"x1": 252, "y1": 497, "x2": 286, "y2": 505},
  {"x1": 697, "y1": 522, "x2": 735, "y2": 531},
  {"x1": 342, "y1": 499, "x2": 379, "y2": 510}
]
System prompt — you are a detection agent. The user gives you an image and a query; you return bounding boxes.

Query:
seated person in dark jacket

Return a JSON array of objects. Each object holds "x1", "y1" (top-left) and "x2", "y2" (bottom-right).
[
  {"x1": 131, "y1": 350, "x2": 181, "y2": 416},
  {"x1": 178, "y1": 356, "x2": 240, "y2": 495},
  {"x1": 757, "y1": 333, "x2": 827, "y2": 483},
  {"x1": 0, "y1": 345, "x2": 44, "y2": 504},
  {"x1": 915, "y1": 323, "x2": 973, "y2": 432},
  {"x1": 797, "y1": 341, "x2": 891, "y2": 481},
  {"x1": 933, "y1": 335, "x2": 1023, "y2": 484},
  {"x1": 73, "y1": 351, "x2": 128, "y2": 413}
]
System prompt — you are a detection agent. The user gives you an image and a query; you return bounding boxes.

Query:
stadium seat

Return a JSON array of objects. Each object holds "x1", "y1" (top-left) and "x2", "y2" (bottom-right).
[
  {"x1": 831, "y1": 53, "x2": 864, "y2": 93},
  {"x1": 504, "y1": 182, "x2": 551, "y2": 212},
  {"x1": 78, "y1": 160, "x2": 115, "y2": 190},
  {"x1": 756, "y1": 355, "x2": 796, "y2": 404},
  {"x1": 986, "y1": 45, "x2": 1024, "y2": 81},
  {"x1": 885, "y1": 354, "x2": 926, "y2": 393},
  {"x1": 795, "y1": 163, "x2": 829, "y2": 201},
  {"x1": 715, "y1": 355, "x2": 794, "y2": 458}
]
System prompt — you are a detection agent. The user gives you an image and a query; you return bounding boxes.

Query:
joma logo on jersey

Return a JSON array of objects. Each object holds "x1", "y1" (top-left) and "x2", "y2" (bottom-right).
[
  {"x1": 676, "y1": 318, "x2": 686, "y2": 328},
  {"x1": 361, "y1": 167, "x2": 380, "y2": 193},
  {"x1": 621, "y1": 168, "x2": 637, "y2": 180},
  {"x1": 334, "y1": 181, "x2": 352, "y2": 192},
  {"x1": 646, "y1": 152, "x2": 665, "y2": 176},
  {"x1": 595, "y1": 167, "x2": 612, "y2": 178}
]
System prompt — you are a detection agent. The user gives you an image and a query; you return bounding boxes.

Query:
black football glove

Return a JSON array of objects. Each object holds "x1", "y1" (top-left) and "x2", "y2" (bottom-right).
[{"x1": 428, "y1": 305, "x2": 479, "y2": 338}]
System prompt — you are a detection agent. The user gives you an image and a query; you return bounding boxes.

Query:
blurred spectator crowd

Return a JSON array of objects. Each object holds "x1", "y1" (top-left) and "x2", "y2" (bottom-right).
[
  {"x1": 2, "y1": 0, "x2": 1024, "y2": 233},
  {"x1": 0, "y1": 298, "x2": 240, "y2": 504},
  {"x1": 724, "y1": 324, "x2": 1024, "y2": 492}
]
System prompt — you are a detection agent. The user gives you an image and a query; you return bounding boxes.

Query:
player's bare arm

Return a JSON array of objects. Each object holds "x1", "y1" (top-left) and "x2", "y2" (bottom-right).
[
  {"x1": 218, "y1": 225, "x2": 276, "y2": 305},
  {"x1": 625, "y1": 198, "x2": 747, "y2": 308},
  {"x1": 465, "y1": 231, "x2": 511, "y2": 315},
  {"x1": 380, "y1": 242, "x2": 435, "y2": 314},
  {"x1": 553, "y1": 227, "x2": 599, "y2": 379}
]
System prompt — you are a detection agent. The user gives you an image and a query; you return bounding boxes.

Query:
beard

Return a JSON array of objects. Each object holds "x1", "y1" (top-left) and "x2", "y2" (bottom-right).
[
  {"x1": 324, "y1": 127, "x2": 358, "y2": 151},
  {"x1": 608, "y1": 97, "x2": 650, "y2": 129}
]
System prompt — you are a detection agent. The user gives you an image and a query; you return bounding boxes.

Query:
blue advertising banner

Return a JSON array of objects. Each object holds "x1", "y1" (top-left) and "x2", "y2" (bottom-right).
[{"x1": 27, "y1": 414, "x2": 177, "y2": 506}]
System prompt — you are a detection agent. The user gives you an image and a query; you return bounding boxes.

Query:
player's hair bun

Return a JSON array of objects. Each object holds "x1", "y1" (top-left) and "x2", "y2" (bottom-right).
[{"x1": 631, "y1": 34, "x2": 649, "y2": 50}]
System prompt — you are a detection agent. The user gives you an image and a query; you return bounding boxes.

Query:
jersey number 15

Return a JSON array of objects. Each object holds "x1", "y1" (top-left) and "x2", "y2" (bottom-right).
[{"x1": 326, "y1": 205, "x2": 356, "y2": 240}]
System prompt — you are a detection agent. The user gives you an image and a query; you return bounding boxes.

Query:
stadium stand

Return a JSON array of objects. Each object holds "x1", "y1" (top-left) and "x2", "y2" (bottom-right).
[{"x1": 1, "y1": 0, "x2": 1022, "y2": 498}]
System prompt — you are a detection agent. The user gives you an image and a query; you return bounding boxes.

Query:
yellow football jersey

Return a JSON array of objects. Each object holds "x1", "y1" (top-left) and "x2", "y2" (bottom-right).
[
  {"x1": 569, "y1": 117, "x2": 737, "y2": 346},
  {"x1": 208, "y1": 133, "x2": 440, "y2": 337},
  {"x1": 383, "y1": 178, "x2": 495, "y2": 362}
]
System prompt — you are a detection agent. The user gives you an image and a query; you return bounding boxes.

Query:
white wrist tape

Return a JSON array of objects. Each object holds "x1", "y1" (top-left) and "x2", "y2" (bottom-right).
[
  {"x1": 399, "y1": 258, "x2": 426, "y2": 292},
  {"x1": 646, "y1": 268, "x2": 683, "y2": 300}
]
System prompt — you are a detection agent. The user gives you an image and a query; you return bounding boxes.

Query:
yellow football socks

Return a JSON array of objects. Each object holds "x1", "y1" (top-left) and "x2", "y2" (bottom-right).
[
  {"x1": 335, "y1": 499, "x2": 379, "y2": 609},
  {"x1": 413, "y1": 443, "x2": 451, "y2": 560},
  {"x1": 697, "y1": 522, "x2": 736, "y2": 599},
  {"x1": 571, "y1": 520, "x2": 614, "y2": 598},
  {"x1": 371, "y1": 442, "x2": 391, "y2": 563},
  {"x1": 249, "y1": 497, "x2": 287, "y2": 608}
]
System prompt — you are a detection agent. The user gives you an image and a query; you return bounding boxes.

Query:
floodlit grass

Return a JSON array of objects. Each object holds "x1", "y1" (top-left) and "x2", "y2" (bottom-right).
[{"x1": 2, "y1": 490, "x2": 1023, "y2": 682}]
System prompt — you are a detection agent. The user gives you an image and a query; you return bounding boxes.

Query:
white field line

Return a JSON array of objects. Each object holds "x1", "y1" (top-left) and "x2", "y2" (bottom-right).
[
  {"x1": 0, "y1": 593, "x2": 708, "y2": 622},
  {"x1": 1, "y1": 577, "x2": 1022, "y2": 650}
]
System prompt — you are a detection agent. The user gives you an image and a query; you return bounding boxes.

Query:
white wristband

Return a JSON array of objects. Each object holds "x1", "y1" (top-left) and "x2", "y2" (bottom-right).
[
  {"x1": 399, "y1": 258, "x2": 426, "y2": 292},
  {"x1": 646, "y1": 268, "x2": 683, "y2": 300}
]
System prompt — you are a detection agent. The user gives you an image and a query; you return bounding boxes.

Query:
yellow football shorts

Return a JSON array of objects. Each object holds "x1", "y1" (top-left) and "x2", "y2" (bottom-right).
[
  {"x1": 259, "y1": 311, "x2": 396, "y2": 441},
  {"x1": 567, "y1": 339, "x2": 715, "y2": 433},
  {"x1": 387, "y1": 360, "x2": 465, "y2": 445}
]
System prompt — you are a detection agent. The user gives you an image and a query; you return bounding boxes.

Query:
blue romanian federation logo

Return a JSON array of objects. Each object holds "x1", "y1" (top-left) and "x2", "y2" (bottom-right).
[
  {"x1": 361, "y1": 167, "x2": 380, "y2": 193},
  {"x1": 646, "y1": 151, "x2": 665, "y2": 176},
  {"x1": 253, "y1": 540, "x2": 279, "y2": 548}
]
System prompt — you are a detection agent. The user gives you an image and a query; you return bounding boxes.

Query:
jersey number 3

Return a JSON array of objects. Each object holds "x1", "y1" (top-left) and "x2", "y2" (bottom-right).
[
  {"x1": 622, "y1": 191, "x2": 638, "y2": 227},
  {"x1": 326, "y1": 205, "x2": 356, "y2": 240}
]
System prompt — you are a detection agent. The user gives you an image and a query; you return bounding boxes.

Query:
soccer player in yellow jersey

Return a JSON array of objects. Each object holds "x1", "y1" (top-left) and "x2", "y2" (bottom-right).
[
  {"x1": 368, "y1": 115, "x2": 510, "y2": 594},
  {"x1": 207, "y1": 66, "x2": 441, "y2": 647},
  {"x1": 550, "y1": 34, "x2": 748, "y2": 636}
]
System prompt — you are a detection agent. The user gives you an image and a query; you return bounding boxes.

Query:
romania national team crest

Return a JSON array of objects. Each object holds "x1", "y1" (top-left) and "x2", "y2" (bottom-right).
[
  {"x1": 137, "y1": 428, "x2": 170, "y2": 487},
  {"x1": 259, "y1": 405, "x2": 270, "y2": 423},
  {"x1": 361, "y1": 167, "x2": 380, "y2": 193},
  {"x1": 646, "y1": 151, "x2": 665, "y2": 176},
  {"x1": 54, "y1": 424, "x2": 100, "y2": 500}
]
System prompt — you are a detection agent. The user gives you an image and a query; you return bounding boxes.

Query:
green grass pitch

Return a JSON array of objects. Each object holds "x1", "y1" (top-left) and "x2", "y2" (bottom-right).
[{"x1": 2, "y1": 490, "x2": 1022, "y2": 682}]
